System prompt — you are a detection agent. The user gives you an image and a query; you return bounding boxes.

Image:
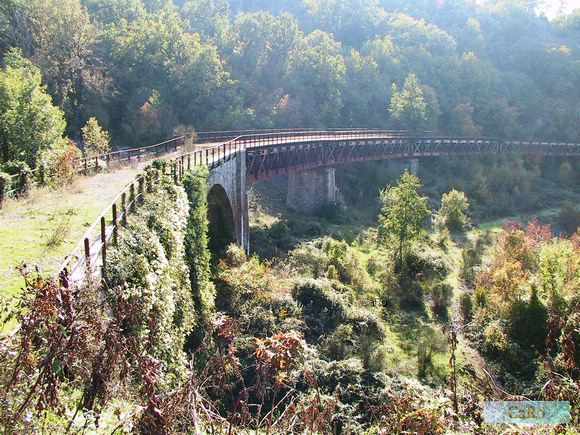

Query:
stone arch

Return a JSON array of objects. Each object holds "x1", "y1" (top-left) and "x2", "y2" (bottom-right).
[{"x1": 207, "y1": 183, "x2": 236, "y2": 259}]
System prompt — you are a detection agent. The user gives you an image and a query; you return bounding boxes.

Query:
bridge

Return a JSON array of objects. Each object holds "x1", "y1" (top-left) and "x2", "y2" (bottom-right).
[
  {"x1": 58, "y1": 128, "x2": 580, "y2": 285},
  {"x1": 203, "y1": 129, "x2": 579, "y2": 255}
]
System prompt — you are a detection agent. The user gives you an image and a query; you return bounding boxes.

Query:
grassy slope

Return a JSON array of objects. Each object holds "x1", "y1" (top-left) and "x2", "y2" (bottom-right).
[{"x1": 0, "y1": 166, "x2": 142, "y2": 301}]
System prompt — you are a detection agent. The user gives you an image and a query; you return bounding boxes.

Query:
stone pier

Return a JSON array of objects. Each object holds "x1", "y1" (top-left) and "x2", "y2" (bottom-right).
[
  {"x1": 287, "y1": 167, "x2": 336, "y2": 213},
  {"x1": 409, "y1": 158, "x2": 419, "y2": 175}
]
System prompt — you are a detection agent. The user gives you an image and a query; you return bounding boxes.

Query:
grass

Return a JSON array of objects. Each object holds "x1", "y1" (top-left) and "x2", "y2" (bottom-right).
[{"x1": 0, "y1": 166, "x2": 142, "y2": 302}]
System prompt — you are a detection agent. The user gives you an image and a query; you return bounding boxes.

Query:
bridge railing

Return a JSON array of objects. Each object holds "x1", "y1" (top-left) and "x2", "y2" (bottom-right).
[{"x1": 195, "y1": 127, "x2": 390, "y2": 144}]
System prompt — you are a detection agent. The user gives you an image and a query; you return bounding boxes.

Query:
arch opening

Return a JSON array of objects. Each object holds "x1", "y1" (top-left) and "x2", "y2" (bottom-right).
[{"x1": 207, "y1": 184, "x2": 236, "y2": 260}]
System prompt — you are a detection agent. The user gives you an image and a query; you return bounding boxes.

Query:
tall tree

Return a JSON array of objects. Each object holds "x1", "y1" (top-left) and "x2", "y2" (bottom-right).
[
  {"x1": 378, "y1": 170, "x2": 431, "y2": 265},
  {"x1": 22, "y1": 0, "x2": 95, "y2": 135},
  {"x1": 81, "y1": 117, "x2": 110, "y2": 157},
  {"x1": 437, "y1": 189, "x2": 470, "y2": 231},
  {"x1": 282, "y1": 30, "x2": 346, "y2": 126},
  {"x1": 388, "y1": 73, "x2": 427, "y2": 132},
  {"x1": 0, "y1": 48, "x2": 66, "y2": 167}
]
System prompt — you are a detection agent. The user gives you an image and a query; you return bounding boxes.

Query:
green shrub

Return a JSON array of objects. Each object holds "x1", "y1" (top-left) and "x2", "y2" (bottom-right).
[
  {"x1": 506, "y1": 286, "x2": 548, "y2": 354},
  {"x1": 106, "y1": 175, "x2": 195, "y2": 385},
  {"x1": 215, "y1": 254, "x2": 267, "y2": 313},
  {"x1": 314, "y1": 201, "x2": 349, "y2": 224},
  {"x1": 287, "y1": 217, "x2": 323, "y2": 238},
  {"x1": 1, "y1": 160, "x2": 31, "y2": 197},
  {"x1": 345, "y1": 306, "x2": 385, "y2": 340},
  {"x1": 292, "y1": 278, "x2": 346, "y2": 339},
  {"x1": 223, "y1": 243, "x2": 247, "y2": 267},
  {"x1": 558, "y1": 201, "x2": 580, "y2": 234},
  {"x1": 473, "y1": 286, "x2": 488, "y2": 308},
  {"x1": 239, "y1": 303, "x2": 277, "y2": 337},
  {"x1": 0, "y1": 172, "x2": 11, "y2": 208},
  {"x1": 399, "y1": 276, "x2": 424, "y2": 308},
  {"x1": 417, "y1": 327, "x2": 447, "y2": 378},
  {"x1": 459, "y1": 292, "x2": 473, "y2": 322},
  {"x1": 269, "y1": 221, "x2": 289, "y2": 239},
  {"x1": 320, "y1": 324, "x2": 356, "y2": 360},
  {"x1": 288, "y1": 241, "x2": 329, "y2": 278},
  {"x1": 431, "y1": 283, "x2": 453, "y2": 319},
  {"x1": 460, "y1": 247, "x2": 480, "y2": 288},
  {"x1": 402, "y1": 250, "x2": 449, "y2": 283},
  {"x1": 483, "y1": 320, "x2": 509, "y2": 355}
]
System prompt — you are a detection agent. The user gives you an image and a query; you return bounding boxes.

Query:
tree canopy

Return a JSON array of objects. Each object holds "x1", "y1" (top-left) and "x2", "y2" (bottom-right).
[
  {"x1": 0, "y1": 48, "x2": 66, "y2": 167},
  {"x1": 378, "y1": 170, "x2": 431, "y2": 265},
  {"x1": 0, "y1": 0, "x2": 578, "y2": 146}
]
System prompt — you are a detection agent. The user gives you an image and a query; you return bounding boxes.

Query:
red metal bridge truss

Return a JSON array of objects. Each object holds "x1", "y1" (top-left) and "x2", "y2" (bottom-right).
[{"x1": 243, "y1": 132, "x2": 580, "y2": 182}]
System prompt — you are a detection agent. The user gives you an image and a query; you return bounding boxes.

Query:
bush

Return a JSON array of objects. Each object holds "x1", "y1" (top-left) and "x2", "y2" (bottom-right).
[
  {"x1": 459, "y1": 292, "x2": 473, "y2": 322},
  {"x1": 431, "y1": 283, "x2": 453, "y2": 319},
  {"x1": 320, "y1": 324, "x2": 356, "y2": 360},
  {"x1": 558, "y1": 201, "x2": 580, "y2": 234},
  {"x1": 506, "y1": 287, "x2": 548, "y2": 354},
  {"x1": 223, "y1": 243, "x2": 247, "y2": 267},
  {"x1": 461, "y1": 247, "x2": 481, "y2": 288},
  {"x1": 314, "y1": 201, "x2": 349, "y2": 224},
  {"x1": 483, "y1": 321, "x2": 509, "y2": 355},
  {"x1": 1, "y1": 160, "x2": 31, "y2": 197},
  {"x1": 417, "y1": 327, "x2": 447, "y2": 378},
  {"x1": 402, "y1": 250, "x2": 449, "y2": 283},
  {"x1": 0, "y1": 172, "x2": 11, "y2": 208},
  {"x1": 292, "y1": 279, "x2": 346, "y2": 339},
  {"x1": 183, "y1": 167, "x2": 214, "y2": 337}
]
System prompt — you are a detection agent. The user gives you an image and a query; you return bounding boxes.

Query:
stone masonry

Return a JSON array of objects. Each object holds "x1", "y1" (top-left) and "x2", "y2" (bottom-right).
[{"x1": 286, "y1": 167, "x2": 336, "y2": 213}]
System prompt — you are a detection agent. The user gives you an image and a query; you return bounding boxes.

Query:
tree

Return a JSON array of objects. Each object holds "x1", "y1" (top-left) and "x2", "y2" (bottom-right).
[
  {"x1": 282, "y1": 30, "x2": 346, "y2": 126},
  {"x1": 378, "y1": 170, "x2": 431, "y2": 266},
  {"x1": 437, "y1": 189, "x2": 470, "y2": 231},
  {"x1": 388, "y1": 73, "x2": 427, "y2": 132},
  {"x1": 81, "y1": 117, "x2": 110, "y2": 157},
  {"x1": 18, "y1": 0, "x2": 95, "y2": 134},
  {"x1": 0, "y1": 48, "x2": 67, "y2": 168}
]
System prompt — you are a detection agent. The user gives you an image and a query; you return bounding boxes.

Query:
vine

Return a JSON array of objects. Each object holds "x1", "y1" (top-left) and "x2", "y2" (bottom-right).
[{"x1": 183, "y1": 167, "x2": 215, "y2": 342}]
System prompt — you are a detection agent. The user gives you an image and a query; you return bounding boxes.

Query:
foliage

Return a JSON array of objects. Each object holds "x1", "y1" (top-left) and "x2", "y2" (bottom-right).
[
  {"x1": 106, "y1": 170, "x2": 196, "y2": 384},
  {"x1": 431, "y1": 282, "x2": 453, "y2": 319},
  {"x1": 417, "y1": 327, "x2": 447, "y2": 378},
  {"x1": 1, "y1": 160, "x2": 31, "y2": 197},
  {"x1": 0, "y1": 48, "x2": 67, "y2": 168},
  {"x1": 1, "y1": 0, "x2": 579, "y2": 144},
  {"x1": 558, "y1": 200, "x2": 580, "y2": 234},
  {"x1": 81, "y1": 117, "x2": 111, "y2": 157},
  {"x1": 183, "y1": 166, "x2": 215, "y2": 338},
  {"x1": 435, "y1": 188, "x2": 470, "y2": 231},
  {"x1": 388, "y1": 73, "x2": 427, "y2": 132},
  {"x1": 50, "y1": 139, "x2": 82, "y2": 185},
  {"x1": 459, "y1": 292, "x2": 473, "y2": 322},
  {"x1": 466, "y1": 218, "x2": 579, "y2": 389},
  {"x1": 378, "y1": 170, "x2": 431, "y2": 266}
]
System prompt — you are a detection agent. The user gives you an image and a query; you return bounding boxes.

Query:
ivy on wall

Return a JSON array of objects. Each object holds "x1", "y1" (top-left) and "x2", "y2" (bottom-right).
[
  {"x1": 183, "y1": 166, "x2": 215, "y2": 340},
  {"x1": 106, "y1": 163, "x2": 196, "y2": 384}
]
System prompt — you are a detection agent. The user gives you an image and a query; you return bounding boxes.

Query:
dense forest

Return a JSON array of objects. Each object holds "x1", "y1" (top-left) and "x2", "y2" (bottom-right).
[
  {"x1": 0, "y1": 0, "x2": 579, "y2": 433},
  {"x1": 1, "y1": 0, "x2": 579, "y2": 155}
]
